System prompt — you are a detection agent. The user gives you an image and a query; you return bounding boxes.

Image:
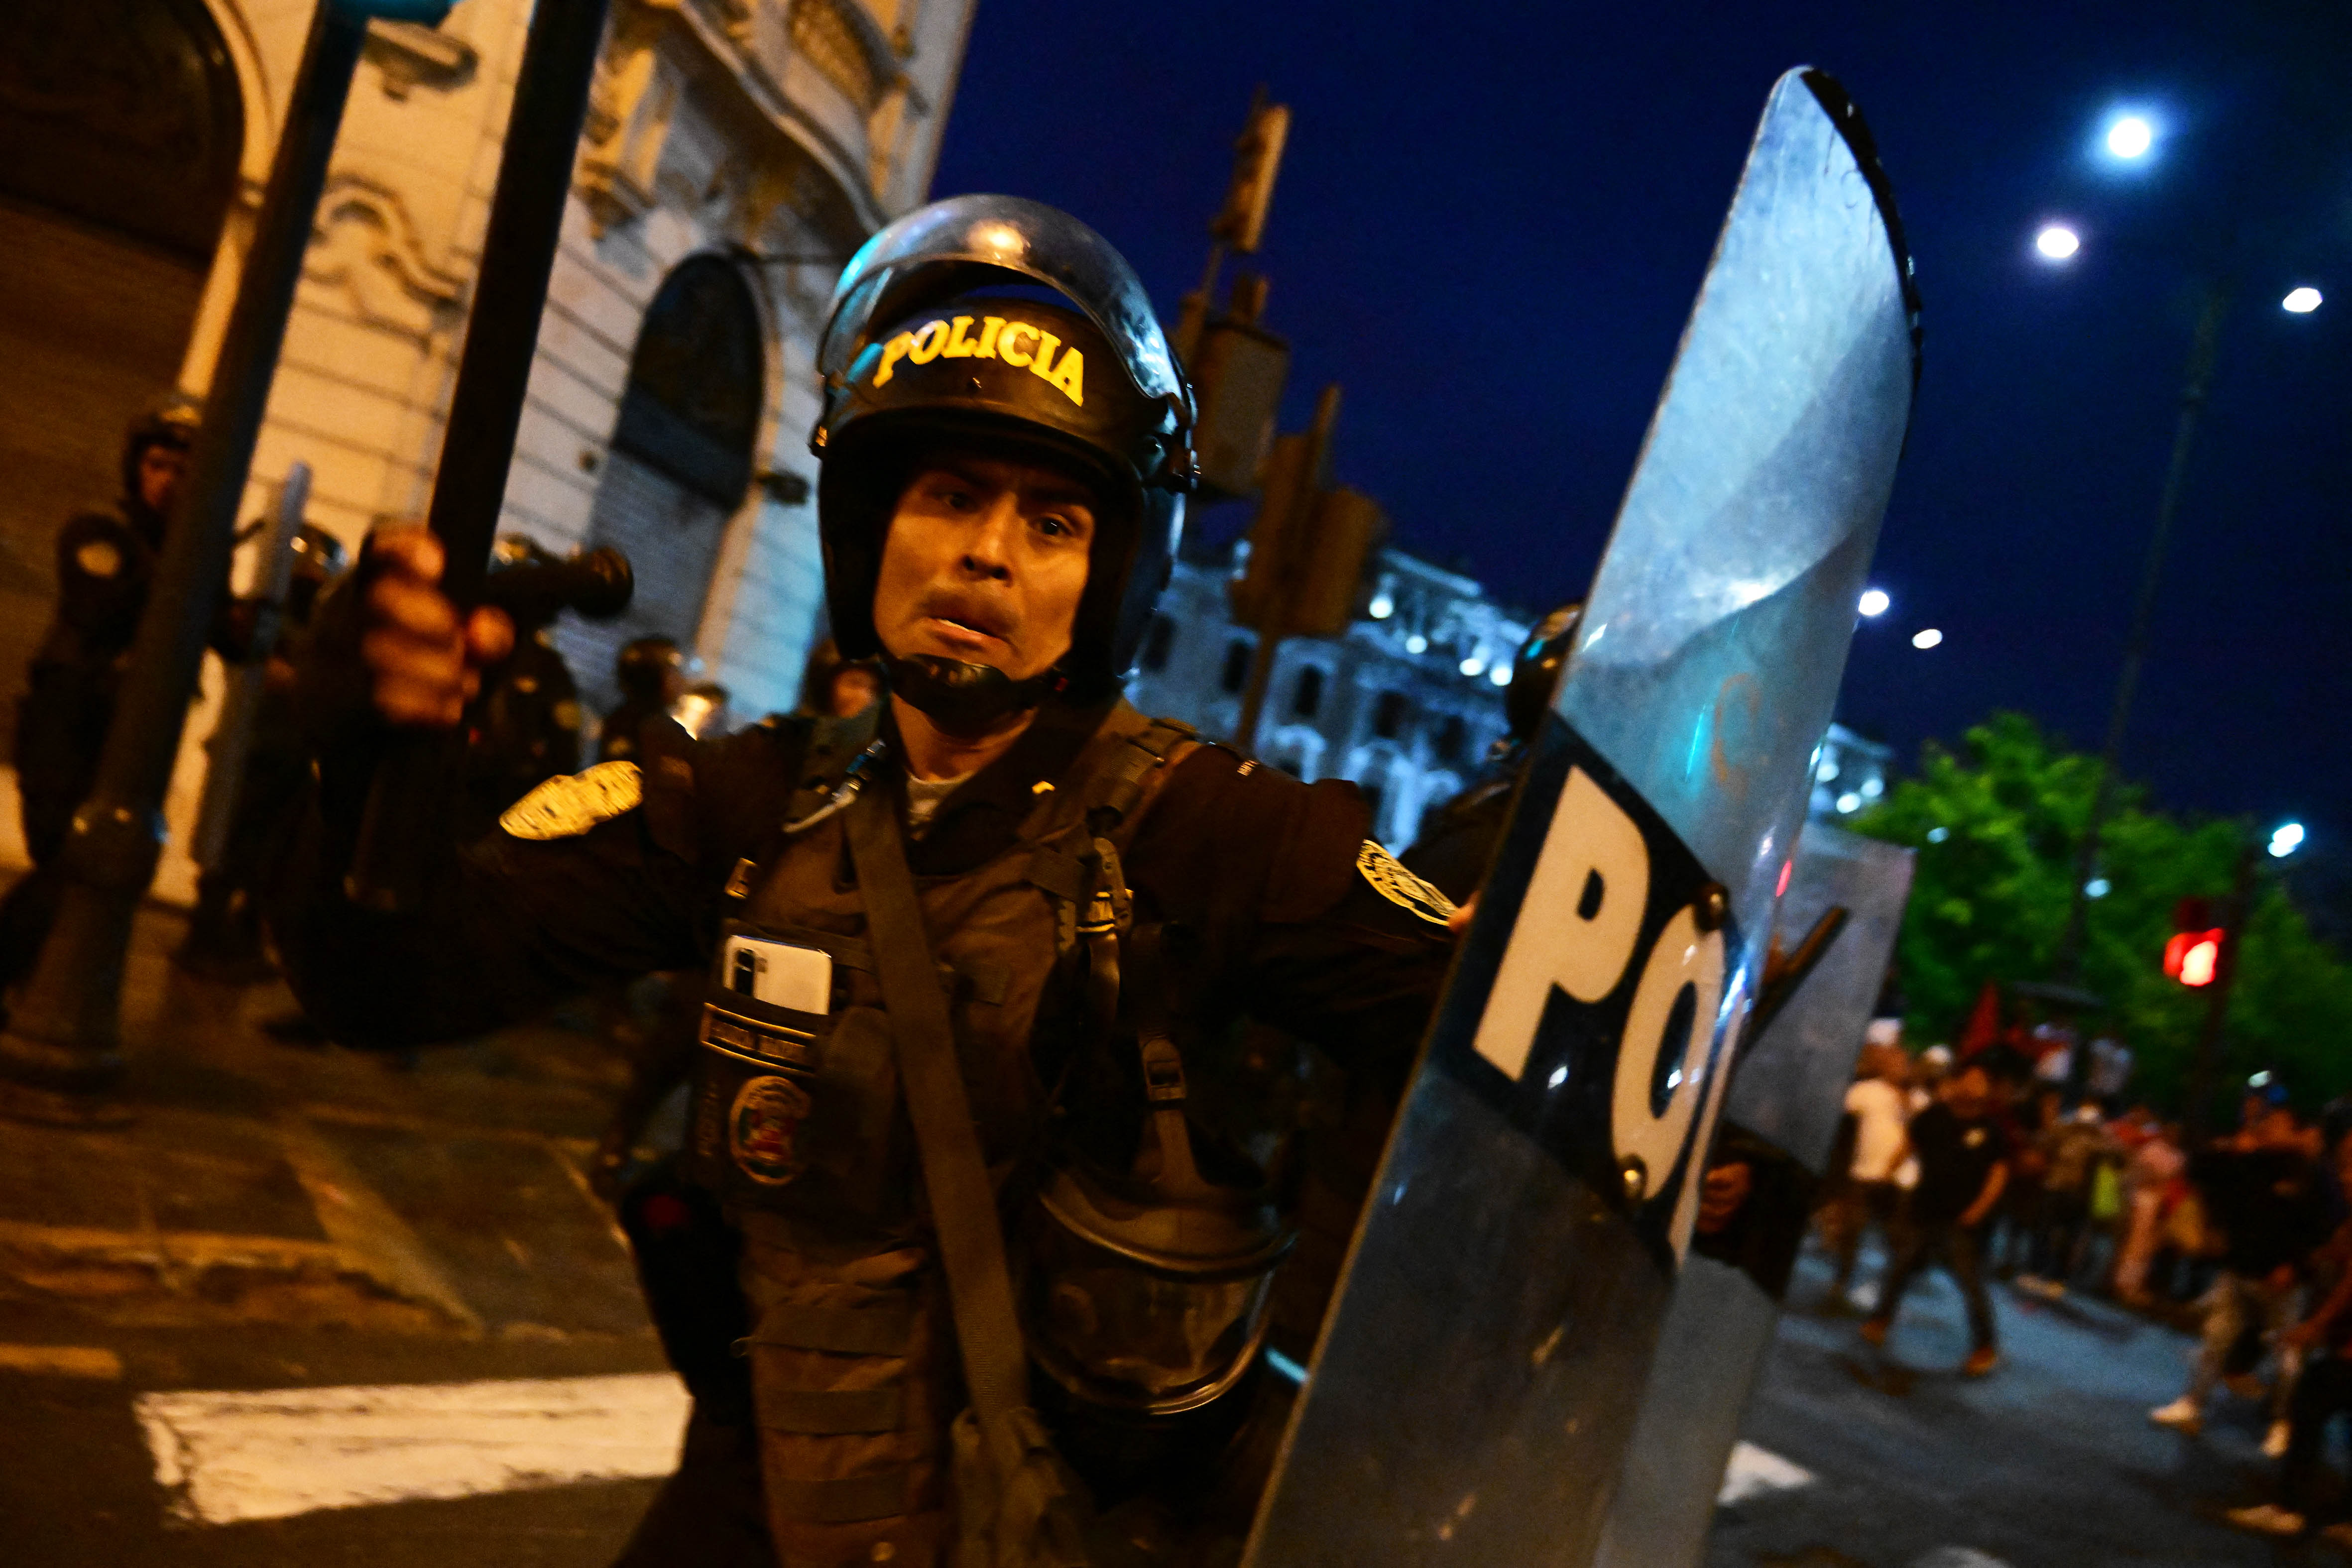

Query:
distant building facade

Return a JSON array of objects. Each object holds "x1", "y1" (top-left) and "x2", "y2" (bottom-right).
[
  {"x1": 1810, "y1": 722, "x2": 1894, "y2": 823},
  {"x1": 0, "y1": 0, "x2": 971, "y2": 893},
  {"x1": 1126, "y1": 545, "x2": 1534, "y2": 850},
  {"x1": 1125, "y1": 543, "x2": 1897, "y2": 851}
]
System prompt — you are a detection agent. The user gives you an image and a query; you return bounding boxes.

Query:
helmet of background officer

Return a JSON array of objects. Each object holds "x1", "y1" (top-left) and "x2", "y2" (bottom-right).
[
  {"x1": 616, "y1": 636, "x2": 688, "y2": 711},
  {"x1": 121, "y1": 393, "x2": 201, "y2": 528},
  {"x1": 285, "y1": 525, "x2": 349, "y2": 626},
  {"x1": 1504, "y1": 601, "x2": 1583, "y2": 745},
  {"x1": 810, "y1": 195, "x2": 1195, "y2": 733}
]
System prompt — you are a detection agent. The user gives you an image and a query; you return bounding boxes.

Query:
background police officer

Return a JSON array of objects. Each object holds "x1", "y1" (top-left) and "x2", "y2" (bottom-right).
[
  {"x1": 1, "y1": 396, "x2": 260, "y2": 994},
  {"x1": 284, "y1": 197, "x2": 1453, "y2": 1568}
]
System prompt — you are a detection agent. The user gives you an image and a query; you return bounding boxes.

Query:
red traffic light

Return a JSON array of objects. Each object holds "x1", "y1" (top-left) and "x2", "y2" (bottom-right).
[{"x1": 2164, "y1": 929, "x2": 2225, "y2": 987}]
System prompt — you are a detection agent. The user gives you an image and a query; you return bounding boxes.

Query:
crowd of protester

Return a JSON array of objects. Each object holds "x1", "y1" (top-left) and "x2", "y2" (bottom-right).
[{"x1": 1813, "y1": 1005, "x2": 2352, "y2": 1543}]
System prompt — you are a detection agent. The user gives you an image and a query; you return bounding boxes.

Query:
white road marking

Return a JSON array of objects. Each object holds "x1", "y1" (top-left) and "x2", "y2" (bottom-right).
[
  {"x1": 135, "y1": 1372, "x2": 689, "y2": 1525},
  {"x1": 1717, "y1": 1440, "x2": 1815, "y2": 1505},
  {"x1": 1910, "y1": 1550, "x2": 2012, "y2": 1568},
  {"x1": 0, "y1": 1343, "x2": 123, "y2": 1379}
]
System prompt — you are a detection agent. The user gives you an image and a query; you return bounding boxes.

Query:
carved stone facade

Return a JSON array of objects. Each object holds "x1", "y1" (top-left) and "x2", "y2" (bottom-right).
[
  {"x1": 202, "y1": 0, "x2": 969, "y2": 723},
  {"x1": 0, "y1": 0, "x2": 969, "y2": 894},
  {"x1": 1125, "y1": 547, "x2": 1535, "y2": 851}
]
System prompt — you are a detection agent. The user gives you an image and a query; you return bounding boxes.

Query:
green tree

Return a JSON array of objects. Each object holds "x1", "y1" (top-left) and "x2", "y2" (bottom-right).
[{"x1": 1852, "y1": 713, "x2": 2352, "y2": 1113}]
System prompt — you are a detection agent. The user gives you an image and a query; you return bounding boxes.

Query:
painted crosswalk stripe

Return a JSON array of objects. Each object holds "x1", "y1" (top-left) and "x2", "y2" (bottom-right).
[
  {"x1": 1716, "y1": 1440, "x2": 1815, "y2": 1505},
  {"x1": 136, "y1": 1372, "x2": 689, "y2": 1525}
]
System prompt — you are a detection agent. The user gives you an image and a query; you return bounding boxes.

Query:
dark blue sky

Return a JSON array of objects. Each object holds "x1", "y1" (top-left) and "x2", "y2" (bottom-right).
[{"x1": 930, "y1": 1, "x2": 2351, "y2": 837}]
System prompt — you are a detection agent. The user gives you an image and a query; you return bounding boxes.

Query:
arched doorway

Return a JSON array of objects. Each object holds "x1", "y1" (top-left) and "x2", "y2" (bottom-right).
[
  {"x1": 562, "y1": 253, "x2": 763, "y2": 717},
  {"x1": 0, "y1": 0, "x2": 245, "y2": 742}
]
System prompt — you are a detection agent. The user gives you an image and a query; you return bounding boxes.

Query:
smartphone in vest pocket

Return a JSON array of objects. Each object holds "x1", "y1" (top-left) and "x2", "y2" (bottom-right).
[{"x1": 719, "y1": 934, "x2": 833, "y2": 1014}]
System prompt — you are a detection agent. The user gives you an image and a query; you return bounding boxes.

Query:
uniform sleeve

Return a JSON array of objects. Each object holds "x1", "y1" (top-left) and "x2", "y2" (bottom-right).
[
  {"x1": 280, "y1": 721, "x2": 800, "y2": 1048},
  {"x1": 1129, "y1": 748, "x2": 1454, "y2": 1092}
]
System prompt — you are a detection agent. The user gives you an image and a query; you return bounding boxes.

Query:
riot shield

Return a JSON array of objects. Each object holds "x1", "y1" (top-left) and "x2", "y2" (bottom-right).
[
  {"x1": 1241, "y1": 68, "x2": 1919, "y2": 1568},
  {"x1": 1591, "y1": 823, "x2": 1916, "y2": 1568}
]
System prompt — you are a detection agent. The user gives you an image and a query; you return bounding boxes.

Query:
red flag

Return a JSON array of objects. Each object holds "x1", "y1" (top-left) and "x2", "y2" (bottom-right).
[{"x1": 1957, "y1": 979, "x2": 2002, "y2": 1059}]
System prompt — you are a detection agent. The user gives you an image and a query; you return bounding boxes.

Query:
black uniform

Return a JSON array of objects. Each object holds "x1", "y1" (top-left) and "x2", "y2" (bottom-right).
[
  {"x1": 1, "y1": 494, "x2": 249, "y2": 987},
  {"x1": 282, "y1": 695, "x2": 1452, "y2": 1563}
]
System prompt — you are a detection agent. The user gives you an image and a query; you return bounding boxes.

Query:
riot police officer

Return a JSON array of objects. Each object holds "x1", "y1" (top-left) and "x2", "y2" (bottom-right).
[
  {"x1": 175, "y1": 524, "x2": 350, "y2": 982},
  {"x1": 456, "y1": 535, "x2": 586, "y2": 839},
  {"x1": 283, "y1": 197, "x2": 1453, "y2": 1567},
  {"x1": 1, "y1": 397, "x2": 247, "y2": 991},
  {"x1": 599, "y1": 636, "x2": 691, "y2": 763}
]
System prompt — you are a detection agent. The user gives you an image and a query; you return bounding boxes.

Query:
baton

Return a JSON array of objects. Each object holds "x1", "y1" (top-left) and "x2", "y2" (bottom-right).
[{"x1": 345, "y1": 0, "x2": 615, "y2": 911}]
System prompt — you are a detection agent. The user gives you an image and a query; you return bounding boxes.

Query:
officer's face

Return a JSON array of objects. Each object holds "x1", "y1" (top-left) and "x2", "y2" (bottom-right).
[
  {"x1": 138, "y1": 445, "x2": 189, "y2": 515},
  {"x1": 873, "y1": 453, "x2": 1095, "y2": 682}
]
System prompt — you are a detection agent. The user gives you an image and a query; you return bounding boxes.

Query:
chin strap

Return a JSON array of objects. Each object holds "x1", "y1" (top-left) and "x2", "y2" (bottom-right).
[{"x1": 884, "y1": 653, "x2": 1068, "y2": 735}]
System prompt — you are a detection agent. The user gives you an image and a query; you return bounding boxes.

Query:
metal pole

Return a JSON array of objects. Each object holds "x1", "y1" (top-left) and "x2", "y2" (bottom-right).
[
  {"x1": 0, "y1": 4, "x2": 373, "y2": 1120},
  {"x1": 2051, "y1": 283, "x2": 2232, "y2": 992},
  {"x1": 345, "y1": 0, "x2": 616, "y2": 911},
  {"x1": 2183, "y1": 840, "x2": 2259, "y2": 1145}
]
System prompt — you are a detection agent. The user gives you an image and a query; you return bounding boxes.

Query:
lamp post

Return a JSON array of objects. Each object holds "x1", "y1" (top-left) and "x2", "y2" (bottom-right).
[{"x1": 2038, "y1": 106, "x2": 2326, "y2": 998}]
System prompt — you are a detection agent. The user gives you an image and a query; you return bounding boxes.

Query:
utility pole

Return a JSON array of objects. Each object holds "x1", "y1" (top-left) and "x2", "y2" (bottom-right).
[
  {"x1": 2050, "y1": 282, "x2": 2232, "y2": 991},
  {"x1": 0, "y1": 0, "x2": 416, "y2": 1124}
]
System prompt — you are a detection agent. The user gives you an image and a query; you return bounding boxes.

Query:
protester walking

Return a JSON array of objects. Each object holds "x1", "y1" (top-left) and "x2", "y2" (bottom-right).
[
  {"x1": 1823, "y1": 1025, "x2": 1915, "y2": 1310},
  {"x1": 2151, "y1": 1091, "x2": 2332, "y2": 1456},
  {"x1": 1863, "y1": 1059, "x2": 2010, "y2": 1377}
]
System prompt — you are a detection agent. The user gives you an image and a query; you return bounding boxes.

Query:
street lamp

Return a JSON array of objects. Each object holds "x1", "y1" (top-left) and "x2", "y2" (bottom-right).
[
  {"x1": 2105, "y1": 115, "x2": 2155, "y2": 161},
  {"x1": 2283, "y1": 287, "x2": 2323, "y2": 314},
  {"x1": 2036, "y1": 224, "x2": 2083, "y2": 261},
  {"x1": 1857, "y1": 587, "x2": 1890, "y2": 617},
  {"x1": 2269, "y1": 821, "x2": 2306, "y2": 858}
]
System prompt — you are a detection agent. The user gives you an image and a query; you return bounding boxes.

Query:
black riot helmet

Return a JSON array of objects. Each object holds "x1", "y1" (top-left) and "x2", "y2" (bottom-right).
[
  {"x1": 1505, "y1": 601, "x2": 1584, "y2": 744},
  {"x1": 616, "y1": 635, "x2": 687, "y2": 707},
  {"x1": 812, "y1": 195, "x2": 1195, "y2": 724},
  {"x1": 121, "y1": 393, "x2": 202, "y2": 509},
  {"x1": 286, "y1": 525, "x2": 349, "y2": 625}
]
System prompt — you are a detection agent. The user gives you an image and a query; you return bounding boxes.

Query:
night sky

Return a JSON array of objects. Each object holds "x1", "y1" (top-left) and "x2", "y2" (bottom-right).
[{"x1": 929, "y1": 1, "x2": 2352, "y2": 842}]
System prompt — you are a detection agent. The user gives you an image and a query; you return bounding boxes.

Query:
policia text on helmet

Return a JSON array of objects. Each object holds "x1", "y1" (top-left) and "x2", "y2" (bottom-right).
[
  {"x1": 320, "y1": 194, "x2": 1454, "y2": 1568},
  {"x1": 814, "y1": 195, "x2": 1194, "y2": 741}
]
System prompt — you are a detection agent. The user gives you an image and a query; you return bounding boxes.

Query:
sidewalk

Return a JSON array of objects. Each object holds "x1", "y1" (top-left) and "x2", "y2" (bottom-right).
[{"x1": 0, "y1": 837, "x2": 654, "y2": 1345}]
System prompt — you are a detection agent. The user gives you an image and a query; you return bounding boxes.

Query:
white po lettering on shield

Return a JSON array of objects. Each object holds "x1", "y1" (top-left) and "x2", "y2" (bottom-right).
[
  {"x1": 1471, "y1": 767, "x2": 1649, "y2": 1080},
  {"x1": 1610, "y1": 902, "x2": 1726, "y2": 1189}
]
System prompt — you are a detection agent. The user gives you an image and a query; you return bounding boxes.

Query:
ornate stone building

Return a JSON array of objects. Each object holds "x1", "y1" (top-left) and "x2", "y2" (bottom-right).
[
  {"x1": 0, "y1": 0, "x2": 972, "y2": 891},
  {"x1": 1126, "y1": 544, "x2": 1535, "y2": 851}
]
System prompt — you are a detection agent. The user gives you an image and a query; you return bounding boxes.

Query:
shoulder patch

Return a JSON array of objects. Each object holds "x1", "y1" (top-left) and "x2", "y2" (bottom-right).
[
  {"x1": 1357, "y1": 840, "x2": 1457, "y2": 927},
  {"x1": 498, "y1": 760, "x2": 643, "y2": 840}
]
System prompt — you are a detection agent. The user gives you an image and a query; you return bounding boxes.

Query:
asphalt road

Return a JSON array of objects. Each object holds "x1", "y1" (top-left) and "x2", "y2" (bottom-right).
[{"x1": 1709, "y1": 1251, "x2": 2343, "y2": 1568}]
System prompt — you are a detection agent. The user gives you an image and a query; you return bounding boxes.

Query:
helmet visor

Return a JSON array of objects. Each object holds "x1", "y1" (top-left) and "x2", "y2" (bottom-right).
[{"x1": 820, "y1": 195, "x2": 1189, "y2": 419}]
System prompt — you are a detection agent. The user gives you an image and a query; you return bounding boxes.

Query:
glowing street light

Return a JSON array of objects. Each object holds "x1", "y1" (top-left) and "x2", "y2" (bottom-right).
[
  {"x1": 2105, "y1": 115, "x2": 2154, "y2": 160},
  {"x1": 1857, "y1": 587, "x2": 1890, "y2": 617},
  {"x1": 2283, "y1": 287, "x2": 2323, "y2": 314},
  {"x1": 2270, "y1": 821, "x2": 2306, "y2": 858},
  {"x1": 1911, "y1": 628, "x2": 1943, "y2": 650},
  {"x1": 2036, "y1": 224, "x2": 2082, "y2": 261}
]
